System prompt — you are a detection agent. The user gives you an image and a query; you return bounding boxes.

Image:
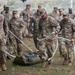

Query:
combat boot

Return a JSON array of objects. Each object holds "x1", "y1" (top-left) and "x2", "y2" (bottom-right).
[
  {"x1": 1, "y1": 64, "x2": 7, "y2": 71},
  {"x1": 42, "y1": 62, "x2": 46, "y2": 68},
  {"x1": 62, "y1": 59, "x2": 68, "y2": 65},
  {"x1": 42, "y1": 60, "x2": 47, "y2": 68},
  {"x1": 68, "y1": 62, "x2": 72, "y2": 66},
  {"x1": 47, "y1": 61, "x2": 51, "y2": 68}
]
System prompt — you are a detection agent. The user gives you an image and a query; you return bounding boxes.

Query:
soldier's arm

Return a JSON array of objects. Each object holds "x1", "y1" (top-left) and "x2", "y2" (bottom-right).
[
  {"x1": 20, "y1": 11, "x2": 24, "y2": 18},
  {"x1": 72, "y1": 21, "x2": 75, "y2": 31},
  {"x1": 3, "y1": 19, "x2": 9, "y2": 35},
  {"x1": 20, "y1": 20, "x2": 25, "y2": 31},
  {"x1": 49, "y1": 17, "x2": 60, "y2": 32}
]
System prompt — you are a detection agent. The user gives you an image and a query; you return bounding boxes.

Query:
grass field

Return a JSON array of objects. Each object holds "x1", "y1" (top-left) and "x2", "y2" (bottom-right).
[{"x1": 0, "y1": 38, "x2": 75, "y2": 75}]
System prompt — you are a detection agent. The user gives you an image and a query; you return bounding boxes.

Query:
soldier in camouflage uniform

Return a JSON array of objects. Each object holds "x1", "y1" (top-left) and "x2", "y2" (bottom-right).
[
  {"x1": 30, "y1": 9, "x2": 41, "y2": 48},
  {"x1": 60, "y1": 13, "x2": 75, "y2": 66},
  {"x1": 8, "y1": 10, "x2": 25, "y2": 56},
  {"x1": 34, "y1": 5, "x2": 45, "y2": 16},
  {"x1": 58, "y1": 9, "x2": 64, "y2": 57},
  {"x1": 20, "y1": 4, "x2": 33, "y2": 37},
  {"x1": 68, "y1": 8, "x2": 75, "y2": 20},
  {"x1": 49, "y1": 7, "x2": 59, "y2": 21},
  {"x1": 2, "y1": 6, "x2": 11, "y2": 22},
  {"x1": 1, "y1": 5, "x2": 6, "y2": 14},
  {"x1": 0, "y1": 14, "x2": 8, "y2": 71},
  {"x1": 1, "y1": 6, "x2": 14, "y2": 57},
  {"x1": 38, "y1": 10, "x2": 60, "y2": 67}
]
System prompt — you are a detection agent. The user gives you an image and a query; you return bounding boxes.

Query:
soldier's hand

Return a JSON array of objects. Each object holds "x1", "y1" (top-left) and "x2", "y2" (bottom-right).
[{"x1": 70, "y1": 38, "x2": 74, "y2": 42}]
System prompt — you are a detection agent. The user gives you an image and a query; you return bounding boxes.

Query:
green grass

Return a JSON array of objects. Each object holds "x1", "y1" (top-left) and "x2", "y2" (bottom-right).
[{"x1": 0, "y1": 38, "x2": 75, "y2": 75}]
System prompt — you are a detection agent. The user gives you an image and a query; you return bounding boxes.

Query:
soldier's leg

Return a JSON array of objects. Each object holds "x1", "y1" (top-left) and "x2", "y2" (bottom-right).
[
  {"x1": 60, "y1": 40, "x2": 68, "y2": 65},
  {"x1": 16, "y1": 38, "x2": 23, "y2": 56},
  {"x1": 66, "y1": 41, "x2": 73, "y2": 66},
  {"x1": 38, "y1": 41, "x2": 48, "y2": 67},
  {"x1": 33, "y1": 33, "x2": 38, "y2": 48},
  {"x1": 8, "y1": 34, "x2": 17, "y2": 55},
  {"x1": 0, "y1": 40, "x2": 7, "y2": 71},
  {"x1": 46, "y1": 40, "x2": 55, "y2": 67},
  {"x1": 58, "y1": 39, "x2": 63, "y2": 57}
]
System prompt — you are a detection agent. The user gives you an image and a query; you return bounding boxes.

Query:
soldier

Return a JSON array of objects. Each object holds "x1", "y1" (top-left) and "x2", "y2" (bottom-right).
[
  {"x1": 1, "y1": 5, "x2": 6, "y2": 14},
  {"x1": 0, "y1": 14, "x2": 8, "y2": 71},
  {"x1": 58, "y1": 9, "x2": 64, "y2": 22},
  {"x1": 68, "y1": 8, "x2": 75, "y2": 19},
  {"x1": 38, "y1": 10, "x2": 60, "y2": 68},
  {"x1": 2, "y1": 6, "x2": 11, "y2": 22},
  {"x1": 49, "y1": 7, "x2": 59, "y2": 21},
  {"x1": 60, "y1": 13, "x2": 75, "y2": 66},
  {"x1": 34, "y1": 5, "x2": 45, "y2": 16},
  {"x1": 1, "y1": 6, "x2": 13, "y2": 57},
  {"x1": 9, "y1": 10, "x2": 25, "y2": 56},
  {"x1": 20, "y1": 4, "x2": 33, "y2": 37},
  {"x1": 58, "y1": 9, "x2": 64, "y2": 57},
  {"x1": 30, "y1": 9, "x2": 41, "y2": 48}
]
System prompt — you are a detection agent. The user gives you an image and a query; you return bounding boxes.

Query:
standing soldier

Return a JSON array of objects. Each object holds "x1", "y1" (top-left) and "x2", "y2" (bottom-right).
[
  {"x1": 1, "y1": 5, "x2": 6, "y2": 14},
  {"x1": 34, "y1": 5, "x2": 45, "y2": 16},
  {"x1": 49, "y1": 7, "x2": 59, "y2": 21},
  {"x1": 68, "y1": 8, "x2": 75, "y2": 19},
  {"x1": 0, "y1": 14, "x2": 8, "y2": 71},
  {"x1": 38, "y1": 10, "x2": 60, "y2": 68},
  {"x1": 30, "y1": 9, "x2": 41, "y2": 48},
  {"x1": 9, "y1": 10, "x2": 25, "y2": 56},
  {"x1": 1, "y1": 6, "x2": 13, "y2": 56},
  {"x1": 60, "y1": 13, "x2": 75, "y2": 66},
  {"x1": 58, "y1": 9, "x2": 64, "y2": 56},
  {"x1": 2, "y1": 6, "x2": 11, "y2": 22},
  {"x1": 20, "y1": 4, "x2": 33, "y2": 37},
  {"x1": 58, "y1": 9, "x2": 64, "y2": 22}
]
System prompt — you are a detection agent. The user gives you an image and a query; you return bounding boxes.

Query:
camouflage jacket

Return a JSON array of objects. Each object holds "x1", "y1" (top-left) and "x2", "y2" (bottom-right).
[
  {"x1": 3, "y1": 12, "x2": 11, "y2": 22},
  {"x1": 9, "y1": 18, "x2": 25, "y2": 36},
  {"x1": 30, "y1": 15, "x2": 41, "y2": 33},
  {"x1": 20, "y1": 9, "x2": 33, "y2": 23},
  {"x1": 60, "y1": 18, "x2": 75, "y2": 39},
  {"x1": 39, "y1": 16, "x2": 60, "y2": 38},
  {"x1": 0, "y1": 14, "x2": 8, "y2": 39},
  {"x1": 49, "y1": 11, "x2": 59, "y2": 21}
]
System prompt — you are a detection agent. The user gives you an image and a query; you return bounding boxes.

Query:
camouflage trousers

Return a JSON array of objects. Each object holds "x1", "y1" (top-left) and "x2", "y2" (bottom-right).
[
  {"x1": 8, "y1": 33, "x2": 23, "y2": 56},
  {"x1": 0, "y1": 37, "x2": 7, "y2": 65},
  {"x1": 23, "y1": 22, "x2": 33, "y2": 37},
  {"x1": 59, "y1": 39, "x2": 73, "y2": 62},
  {"x1": 33, "y1": 32, "x2": 39, "y2": 49},
  {"x1": 38, "y1": 39, "x2": 55, "y2": 63}
]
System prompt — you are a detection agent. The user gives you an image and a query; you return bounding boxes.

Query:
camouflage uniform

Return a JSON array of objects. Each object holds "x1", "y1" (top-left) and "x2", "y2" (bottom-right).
[
  {"x1": 58, "y1": 9, "x2": 63, "y2": 56},
  {"x1": 49, "y1": 7, "x2": 59, "y2": 21},
  {"x1": 69, "y1": 13, "x2": 75, "y2": 19},
  {"x1": 8, "y1": 17, "x2": 25, "y2": 56},
  {"x1": 38, "y1": 16, "x2": 60, "y2": 67},
  {"x1": 0, "y1": 14, "x2": 8, "y2": 70},
  {"x1": 60, "y1": 18, "x2": 75, "y2": 66},
  {"x1": 68, "y1": 8, "x2": 75, "y2": 19},
  {"x1": 20, "y1": 8, "x2": 33, "y2": 37},
  {"x1": 1, "y1": 7, "x2": 13, "y2": 56},
  {"x1": 30, "y1": 13, "x2": 41, "y2": 48}
]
